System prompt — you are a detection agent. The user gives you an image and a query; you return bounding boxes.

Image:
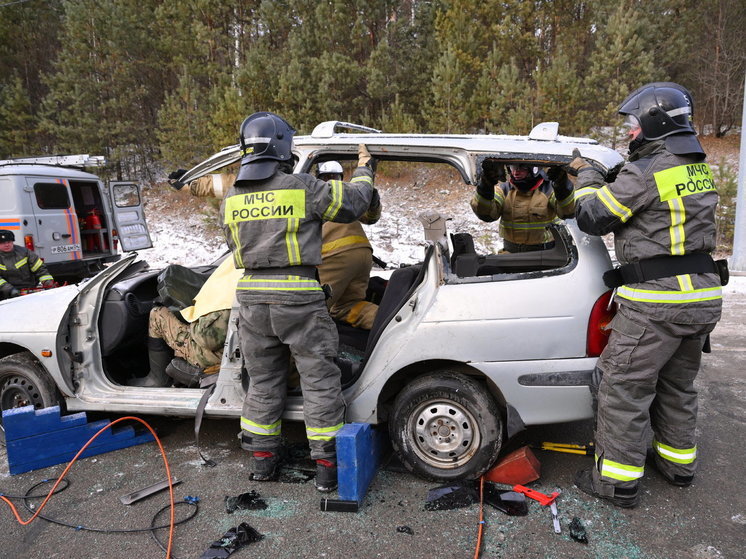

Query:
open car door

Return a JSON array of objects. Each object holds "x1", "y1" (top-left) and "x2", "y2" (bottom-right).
[{"x1": 109, "y1": 181, "x2": 153, "y2": 251}]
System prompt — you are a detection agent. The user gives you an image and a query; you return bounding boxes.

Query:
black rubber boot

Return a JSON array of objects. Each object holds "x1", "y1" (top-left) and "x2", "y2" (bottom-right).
[
  {"x1": 165, "y1": 357, "x2": 204, "y2": 387},
  {"x1": 315, "y1": 459, "x2": 338, "y2": 493},
  {"x1": 646, "y1": 449, "x2": 694, "y2": 487},
  {"x1": 574, "y1": 468, "x2": 639, "y2": 508},
  {"x1": 252, "y1": 451, "x2": 282, "y2": 481},
  {"x1": 130, "y1": 337, "x2": 173, "y2": 387}
]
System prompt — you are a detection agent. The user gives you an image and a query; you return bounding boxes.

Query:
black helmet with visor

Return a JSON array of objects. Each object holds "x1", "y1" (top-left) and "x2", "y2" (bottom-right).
[
  {"x1": 236, "y1": 112, "x2": 296, "y2": 182},
  {"x1": 618, "y1": 82, "x2": 703, "y2": 155}
]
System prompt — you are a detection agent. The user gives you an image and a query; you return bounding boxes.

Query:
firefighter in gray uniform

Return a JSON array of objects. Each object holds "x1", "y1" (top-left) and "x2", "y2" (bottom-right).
[
  {"x1": 570, "y1": 83, "x2": 724, "y2": 508},
  {"x1": 220, "y1": 112, "x2": 378, "y2": 492}
]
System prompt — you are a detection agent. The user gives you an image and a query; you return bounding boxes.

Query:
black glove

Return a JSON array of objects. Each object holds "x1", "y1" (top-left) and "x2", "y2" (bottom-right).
[
  {"x1": 546, "y1": 166, "x2": 567, "y2": 183},
  {"x1": 360, "y1": 188, "x2": 381, "y2": 225},
  {"x1": 369, "y1": 188, "x2": 381, "y2": 211},
  {"x1": 482, "y1": 160, "x2": 506, "y2": 184},
  {"x1": 168, "y1": 168, "x2": 187, "y2": 181},
  {"x1": 9, "y1": 288, "x2": 20, "y2": 298}
]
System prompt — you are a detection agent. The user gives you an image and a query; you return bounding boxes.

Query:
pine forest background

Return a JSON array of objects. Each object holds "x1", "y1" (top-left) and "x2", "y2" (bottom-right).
[{"x1": 0, "y1": 0, "x2": 744, "y2": 183}]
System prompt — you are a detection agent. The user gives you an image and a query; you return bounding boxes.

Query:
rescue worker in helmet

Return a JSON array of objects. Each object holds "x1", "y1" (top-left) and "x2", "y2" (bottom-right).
[
  {"x1": 220, "y1": 112, "x2": 378, "y2": 492},
  {"x1": 131, "y1": 257, "x2": 242, "y2": 387},
  {"x1": 470, "y1": 158, "x2": 575, "y2": 253},
  {"x1": 317, "y1": 161, "x2": 381, "y2": 330},
  {"x1": 0, "y1": 229, "x2": 55, "y2": 299},
  {"x1": 570, "y1": 82, "x2": 723, "y2": 508}
]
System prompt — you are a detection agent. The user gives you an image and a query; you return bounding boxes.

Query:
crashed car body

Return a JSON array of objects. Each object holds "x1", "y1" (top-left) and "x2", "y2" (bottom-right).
[{"x1": 0, "y1": 122, "x2": 623, "y2": 481}]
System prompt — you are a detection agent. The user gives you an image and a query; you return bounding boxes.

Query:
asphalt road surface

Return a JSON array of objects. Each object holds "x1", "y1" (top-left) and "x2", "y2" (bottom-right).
[{"x1": 1, "y1": 293, "x2": 744, "y2": 559}]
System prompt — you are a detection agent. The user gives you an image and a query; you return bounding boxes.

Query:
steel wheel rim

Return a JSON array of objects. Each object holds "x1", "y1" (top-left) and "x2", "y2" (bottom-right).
[
  {"x1": 408, "y1": 398, "x2": 481, "y2": 468},
  {"x1": 0, "y1": 375, "x2": 43, "y2": 410}
]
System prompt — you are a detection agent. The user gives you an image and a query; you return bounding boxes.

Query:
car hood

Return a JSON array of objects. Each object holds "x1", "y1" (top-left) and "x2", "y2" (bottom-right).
[{"x1": 0, "y1": 284, "x2": 80, "y2": 333}]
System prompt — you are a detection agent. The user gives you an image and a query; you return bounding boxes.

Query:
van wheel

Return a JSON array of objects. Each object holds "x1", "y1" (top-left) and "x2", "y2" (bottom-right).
[
  {"x1": 0, "y1": 353, "x2": 61, "y2": 445},
  {"x1": 389, "y1": 371, "x2": 503, "y2": 481}
]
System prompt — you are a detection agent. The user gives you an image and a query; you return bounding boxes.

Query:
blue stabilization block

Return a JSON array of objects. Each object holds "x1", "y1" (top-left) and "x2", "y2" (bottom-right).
[
  {"x1": 336, "y1": 422, "x2": 389, "y2": 503},
  {"x1": 3, "y1": 405, "x2": 154, "y2": 476}
]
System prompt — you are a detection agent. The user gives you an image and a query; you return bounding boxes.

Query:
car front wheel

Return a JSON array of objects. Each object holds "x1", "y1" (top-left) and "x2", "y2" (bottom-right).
[
  {"x1": 389, "y1": 371, "x2": 503, "y2": 481},
  {"x1": 0, "y1": 352, "x2": 61, "y2": 445}
]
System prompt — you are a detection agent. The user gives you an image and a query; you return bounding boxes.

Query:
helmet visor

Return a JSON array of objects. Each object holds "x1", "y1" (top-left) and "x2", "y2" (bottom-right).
[
  {"x1": 621, "y1": 114, "x2": 642, "y2": 140},
  {"x1": 621, "y1": 114, "x2": 640, "y2": 131}
]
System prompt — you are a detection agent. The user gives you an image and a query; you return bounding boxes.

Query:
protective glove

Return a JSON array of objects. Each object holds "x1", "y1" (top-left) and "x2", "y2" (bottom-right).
[
  {"x1": 546, "y1": 166, "x2": 567, "y2": 183},
  {"x1": 358, "y1": 144, "x2": 373, "y2": 167},
  {"x1": 168, "y1": 168, "x2": 187, "y2": 181},
  {"x1": 360, "y1": 188, "x2": 381, "y2": 225},
  {"x1": 482, "y1": 160, "x2": 506, "y2": 184},
  {"x1": 42, "y1": 280, "x2": 55, "y2": 289},
  {"x1": 566, "y1": 149, "x2": 592, "y2": 176},
  {"x1": 9, "y1": 288, "x2": 20, "y2": 298}
]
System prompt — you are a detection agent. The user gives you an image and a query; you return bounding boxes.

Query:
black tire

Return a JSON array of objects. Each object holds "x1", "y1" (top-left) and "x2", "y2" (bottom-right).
[
  {"x1": 389, "y1": 371, "x2": 503, "y2": 481},
  {"x1": 0, "y1": 352, "x2": 61, "y2": 445}
]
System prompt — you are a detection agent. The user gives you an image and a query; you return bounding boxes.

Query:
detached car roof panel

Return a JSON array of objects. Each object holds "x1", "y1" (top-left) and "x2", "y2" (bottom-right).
[{"x1": 174, "y1": 121, "x2": 624, "y2": 187}]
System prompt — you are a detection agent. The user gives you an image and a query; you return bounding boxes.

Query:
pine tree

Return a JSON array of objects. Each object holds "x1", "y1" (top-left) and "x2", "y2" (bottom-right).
[
  {"x1": 582, "y1": 1, "x2": 660, "y2": 146},
  {"x1": 426, "y1": 46, "x2": 469, "y2": 133},
  {"x1": 0, "y1": 75, "x2": 35, "y2": 158},
  {"x1": 486, "y1": 59, "x2": 534, "y2": 134},
  {"x1": 534, "y1": 50, "x2": 585, "y2": 135},
  {"x1": 41, "y1": 0, "x2": 165, "y2": 177}
]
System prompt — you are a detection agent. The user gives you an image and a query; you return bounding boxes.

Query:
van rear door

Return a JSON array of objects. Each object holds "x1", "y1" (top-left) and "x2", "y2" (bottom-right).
[
  {"x1": 25, "y1": 178, "x2": 84, "y2": 263},
  {"x1": 109, "y1": 181, "x2": 152, "y2": 251}
]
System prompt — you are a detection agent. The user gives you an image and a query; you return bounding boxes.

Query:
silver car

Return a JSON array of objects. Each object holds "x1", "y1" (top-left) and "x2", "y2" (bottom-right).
[{"x1": 0, "y1": 122, "x2": 623, "y2": 481}]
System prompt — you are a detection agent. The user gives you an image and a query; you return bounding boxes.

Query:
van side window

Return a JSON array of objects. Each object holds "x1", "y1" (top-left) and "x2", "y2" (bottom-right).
[{"x1": 34, "y1": 182, "x2": 70, "y2": 209}]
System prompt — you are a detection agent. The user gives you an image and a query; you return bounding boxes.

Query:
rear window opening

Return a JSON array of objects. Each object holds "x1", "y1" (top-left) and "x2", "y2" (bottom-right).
[{"x1": 69, "y1": 180, "x2": 113, "y2": 255}]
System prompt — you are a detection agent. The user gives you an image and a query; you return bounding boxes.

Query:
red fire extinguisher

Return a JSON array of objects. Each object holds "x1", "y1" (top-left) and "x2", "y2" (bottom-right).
[{"x1": 85, "y1": 209, "x2": 104, "y2": 251}]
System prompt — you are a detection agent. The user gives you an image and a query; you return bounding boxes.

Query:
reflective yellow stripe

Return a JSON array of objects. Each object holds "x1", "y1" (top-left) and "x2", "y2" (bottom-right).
[
  {"x1": 241, "y1": 416, "x2": 281, "y2": 436},
  {"x1": 0, "y1": 264, "x2": 6, "y2": 271},
  {"x1": 653, "y1": 439, "x2": 697, "y2": 464},
  {"x1": 557, "y1": 192, "x2": 574, "y2": 208},
  {"x1": 38, "y1": 275, "x2": 53, "y2": 282},
  {"x1": 285, "y1": 217, "x2": 301, "y2": 265},
  {"x1": 321, "y1": 235, "x2": 368, "y2": 255},
  {"x1": 598, "y1": 456, "x2": 644, "y2": 482},
  {"x1": 676, "y1": 274, "x2": 694, "y2": 292},
  {"x1": 228, "y1": 223, "x2": 244, "y2": 268},
  {"x1": 351, "y1": 175, "x2": 372, "y2": 185},
  {"x1": 237, "y1": 275, "x2": 322, "y2": 291},
  {"x1": 654, "y1": 163, "x2": 716, "y2": 201},
  {"x1": 667, "y1": 197, "x2": 686, "y2": 255},
  {"x1": 494, "y1": 188, "x2": 505, "y2": 202},
  {"x1": 15, "y1": 257, "x2": 28, "y2": 269},
  {"x1": 30, "y1": 259, "x2": 43, "y2": 272},
  {"x1": 0, "y1": 278, "x2": 6, "y2": 286},
  {"x1": 322, "y1": 180, "x2": 343, "y2": 220},
  {"x1": 617, "y1": 285, "x2": 722, "y2": 303},
  {"x1": 306, "y1": 422, "x2": 344, "y2": 441},
  {"x1": 574, "y1": 186, "x2": 598, "y2": 199},
  {"x1": 597, "y1": 186, "x2": 633, "y2": 222}
]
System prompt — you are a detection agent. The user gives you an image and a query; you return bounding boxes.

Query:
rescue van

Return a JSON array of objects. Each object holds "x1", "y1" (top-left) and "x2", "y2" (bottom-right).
[{"x1": 0, "y1": 154, "x2": 152, "y2": 281}]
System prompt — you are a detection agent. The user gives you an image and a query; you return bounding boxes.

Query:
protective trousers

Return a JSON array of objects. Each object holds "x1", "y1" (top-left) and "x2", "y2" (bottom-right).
[
  {"x1": 238, "y1": 299, "x2": 344, "y2": 460},
  {"x1": 148, "y1": 306, "x2": 228, "y2": 368},
  {"x1": 318, "y1": 247, "x2": 378, "y2": 330},
  {"x1": 592, "y1": 305, "x2": 716, "y2": 490}
]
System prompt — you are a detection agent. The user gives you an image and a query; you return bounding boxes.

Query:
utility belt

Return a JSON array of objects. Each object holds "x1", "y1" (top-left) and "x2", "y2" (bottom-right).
[
  {"x1": 245, "y1": 265, "x2": 318, "y2": 280},
  {"x1": 603, "y1": 253, "x2": 729, "y2": 288}
]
